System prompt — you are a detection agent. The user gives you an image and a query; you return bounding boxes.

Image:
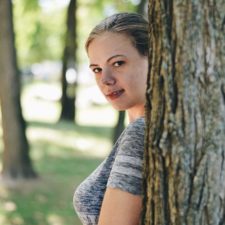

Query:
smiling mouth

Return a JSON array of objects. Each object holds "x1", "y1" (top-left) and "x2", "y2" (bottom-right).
[{"x1": 106, "y1": 89, "x2": 124, "y2": 100}]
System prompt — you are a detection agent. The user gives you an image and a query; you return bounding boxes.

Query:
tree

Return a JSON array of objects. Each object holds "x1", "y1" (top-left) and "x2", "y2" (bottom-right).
[
  {"x1": 60, "y1": 0, "x2": 78, "y2": 122},
  {"x1": 112, "y1": 111, "x2": 125, "y2": 144},
  {"x1": 142, "y1": 0, "x2": 225, "y2": 224},
  {"x1": 0, "y1": 0, "x2": 37, "y2": 179},
  {"x1": 136, "y1": 0, "x2": 147, "y2": 16}
]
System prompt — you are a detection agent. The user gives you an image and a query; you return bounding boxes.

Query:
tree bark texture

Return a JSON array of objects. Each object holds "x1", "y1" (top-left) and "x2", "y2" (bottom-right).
[
  {"x1": 142, "y1": 0, "x2": 225, "y2": 224},
  {"x1": 0, "y1": 1, "x2": 37, "y2": 179},
  {"x1": 60, "y1": 0, "x2": 77, "y2": 122}
]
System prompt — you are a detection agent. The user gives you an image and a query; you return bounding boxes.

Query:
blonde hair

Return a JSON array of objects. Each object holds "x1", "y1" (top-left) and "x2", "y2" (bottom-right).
[{"x1": 85, "y1": 12, "x2": 149, "y2": 56}]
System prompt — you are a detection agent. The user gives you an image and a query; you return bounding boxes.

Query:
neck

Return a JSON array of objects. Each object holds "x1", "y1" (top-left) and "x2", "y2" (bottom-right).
[{"x1": 127, "y1": 107, "x2": 145, "y2": 123}]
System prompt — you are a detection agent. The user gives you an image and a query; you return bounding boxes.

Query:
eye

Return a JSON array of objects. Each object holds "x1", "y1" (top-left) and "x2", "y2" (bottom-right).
[
  {"x1": 113, "y1": 61, "x2": 125, "y2": 67},
  {"x1": 92, "y1": 67, "x2": 102, "y2": 74}
]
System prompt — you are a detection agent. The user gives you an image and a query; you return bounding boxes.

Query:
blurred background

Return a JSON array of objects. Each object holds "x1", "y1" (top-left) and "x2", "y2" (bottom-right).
[{"x1": 0, "y1": 0, "x2": 147, "y2": 224}]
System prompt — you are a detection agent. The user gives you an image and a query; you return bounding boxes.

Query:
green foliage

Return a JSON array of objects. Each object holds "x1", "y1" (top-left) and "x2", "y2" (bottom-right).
[
  {"x1": 13, "y1": 0, "x2": 139, "y2": 68},
  {"x1": 13, "y1": 0, "x2": 66, "y2": 67},
  {"x1": 22, "y1": 0, "x2": 39, "y2": 12}
]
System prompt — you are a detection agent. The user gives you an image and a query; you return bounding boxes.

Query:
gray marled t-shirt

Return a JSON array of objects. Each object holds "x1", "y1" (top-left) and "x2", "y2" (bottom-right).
[{"x1": 73, "y1": 117, "x2": 145, "y2": 225}]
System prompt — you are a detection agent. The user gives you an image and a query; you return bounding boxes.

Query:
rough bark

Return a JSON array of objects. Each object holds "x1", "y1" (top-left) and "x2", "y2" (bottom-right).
[
  {"x1": 60, "y1": 0, "x2": 77, "y2": 122},
  {"x1": 0, "y1": 0, "x2": 37, "y2": 179},
  {"x1": 142, "y1": 0, "x2": 225, "y2": 224}
]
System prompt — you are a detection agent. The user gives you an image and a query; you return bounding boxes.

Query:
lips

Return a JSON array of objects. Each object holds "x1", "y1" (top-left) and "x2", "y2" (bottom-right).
[{"x1": 106, "y1": 89, "x2": 124, "y2": 100}]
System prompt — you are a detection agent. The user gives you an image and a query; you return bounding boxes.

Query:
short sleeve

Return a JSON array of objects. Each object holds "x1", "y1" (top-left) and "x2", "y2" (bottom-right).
[{"x1": 107, "y1": 118, "x2": 145, "y2": 195}]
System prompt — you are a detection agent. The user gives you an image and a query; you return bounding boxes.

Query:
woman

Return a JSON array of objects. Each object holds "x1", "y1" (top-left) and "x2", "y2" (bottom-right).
[{"x1": 73, "y1": 12, "x2": 149, "y2": 225}]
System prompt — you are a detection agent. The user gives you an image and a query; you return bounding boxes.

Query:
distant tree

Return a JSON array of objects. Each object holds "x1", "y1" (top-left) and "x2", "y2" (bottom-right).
[
  {"x1": 59, "y1": 0, "x2": 78, "y2": 122},
  {"x1": 136, "y1": 0, "x2": 147, "y2": 16},
  {"x1": 142, "y1": 0, "x2": 225, "y2": 224},
  {"x1": 0, "y1": 0, "x2": 37, "y2": 179},
  {"x1": 112, "y1": 111, "x2": 126, "y2": 144}
]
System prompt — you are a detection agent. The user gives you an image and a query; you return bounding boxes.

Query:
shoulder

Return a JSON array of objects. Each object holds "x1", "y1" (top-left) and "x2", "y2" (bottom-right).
[
  {"x1": 107, "y1": 117, "x2": 145, "y2": 195},
  {"x1": 124, "y1": 117, "x2": 145, "y2": 135},
  {"x1": 118, "y1": 117, "x2": 145, "y2": 157}
]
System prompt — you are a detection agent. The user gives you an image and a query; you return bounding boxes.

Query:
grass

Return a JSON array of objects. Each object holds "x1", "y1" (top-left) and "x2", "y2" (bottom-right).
[{"x1": 0, "y1": 80, "x2": 117, "y2": 225}]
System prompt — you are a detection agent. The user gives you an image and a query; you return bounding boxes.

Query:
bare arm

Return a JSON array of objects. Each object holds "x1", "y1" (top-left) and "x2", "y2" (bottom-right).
[{"x1": 98, "y1": 187, "x2": 142, "y2": 225}]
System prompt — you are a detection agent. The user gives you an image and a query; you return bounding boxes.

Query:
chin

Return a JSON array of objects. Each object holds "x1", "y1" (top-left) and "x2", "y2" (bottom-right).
[{"x1": 111, "y1": 104, "x2": 128, "y2": 111}]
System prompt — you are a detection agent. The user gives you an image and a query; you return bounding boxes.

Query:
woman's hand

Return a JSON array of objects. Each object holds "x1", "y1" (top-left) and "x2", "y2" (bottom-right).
[{"x1": 98, "y1": 187, "x2": 142, "y2": 225}]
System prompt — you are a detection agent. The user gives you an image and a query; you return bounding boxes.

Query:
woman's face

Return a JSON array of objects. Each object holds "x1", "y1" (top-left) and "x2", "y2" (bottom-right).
[{"x1": 87, "y1": 32, "x2": 148, "y2": 120}]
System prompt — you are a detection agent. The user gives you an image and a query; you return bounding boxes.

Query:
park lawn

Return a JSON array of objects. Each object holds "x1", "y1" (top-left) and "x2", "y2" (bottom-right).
[{"x1": 0, "y1": 81, "x2": 115, "y2": 225}]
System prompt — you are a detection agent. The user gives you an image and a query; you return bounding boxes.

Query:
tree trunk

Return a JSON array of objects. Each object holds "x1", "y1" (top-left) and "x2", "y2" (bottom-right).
[
  {"x1": 0, "y1": 0, "x2": 37, "y2": 179},
  {"x1": 142, "y1": 1, "x2": 225, "y2": 224},
  {"x1": 112, "y1": 111, "x2": 125, "y2": 144},
  {"x1": 60, "y1": 0, "x2": 77, "y2": 122},
  {"x1": 136, "y1": 0, "x2": 147, "y2": 16}
]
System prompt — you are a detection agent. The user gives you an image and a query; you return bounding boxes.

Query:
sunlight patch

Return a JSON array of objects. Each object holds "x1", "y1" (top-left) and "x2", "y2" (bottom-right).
[
  {"x1": 28, "y1": 127, "x2": 111, "y2": 157},
  {"x1": 0, "y1": 215, "x2": 7, "y2": 225},
  {"x1": 47, "y1": 214, "x2": 64, "y2": 225},
  {"x1": 3, "y1": 201, "x2": 17, "y2": 212}
]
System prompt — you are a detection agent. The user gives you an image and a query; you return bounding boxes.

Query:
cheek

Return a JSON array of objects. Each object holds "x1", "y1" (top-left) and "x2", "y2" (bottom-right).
[{"x1": 127, "y1": 71, "x2": 147, "y2": 93}]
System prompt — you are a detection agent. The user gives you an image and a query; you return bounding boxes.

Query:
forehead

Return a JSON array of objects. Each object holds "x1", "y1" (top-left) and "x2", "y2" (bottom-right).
[{"x1": 87, "y1": 32, "x2": 136, "y2": 62}]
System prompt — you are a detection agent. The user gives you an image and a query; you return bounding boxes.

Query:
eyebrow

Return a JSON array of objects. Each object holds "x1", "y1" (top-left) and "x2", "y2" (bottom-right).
[{"x1": 89, "y1": 54, "x2": 126, "y2": 68}]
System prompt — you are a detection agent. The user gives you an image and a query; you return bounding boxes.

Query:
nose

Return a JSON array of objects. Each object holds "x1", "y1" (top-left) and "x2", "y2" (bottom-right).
[{"x1": 101, "y1": 68, "x2": 116, "y2": 86}]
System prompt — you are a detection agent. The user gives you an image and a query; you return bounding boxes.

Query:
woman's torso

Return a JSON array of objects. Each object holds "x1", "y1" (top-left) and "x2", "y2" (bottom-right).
[{"x1": 73, "y1": 117, "x2": 145, "y2": 225}]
